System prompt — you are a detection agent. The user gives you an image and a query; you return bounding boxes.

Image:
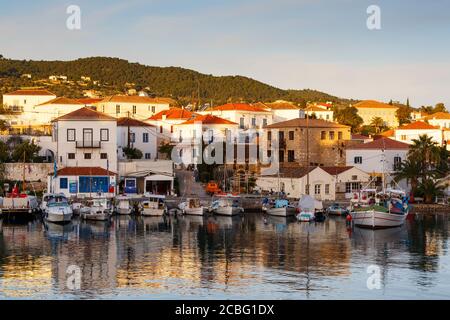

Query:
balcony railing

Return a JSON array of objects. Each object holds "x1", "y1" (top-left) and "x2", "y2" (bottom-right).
[{"x1": 76, "y1": 141, "x2": 101, "y2": 148}]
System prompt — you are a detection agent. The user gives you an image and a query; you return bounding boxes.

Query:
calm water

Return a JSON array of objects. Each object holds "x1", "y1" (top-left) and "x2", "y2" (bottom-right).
[{"x1": 0, "y1": 212, "x2": 449, "y2": 300}]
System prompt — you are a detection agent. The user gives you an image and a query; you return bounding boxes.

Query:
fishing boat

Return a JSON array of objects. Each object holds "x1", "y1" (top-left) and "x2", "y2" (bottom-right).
[
  {"x1": 179, "y1": 198, "x2": 204, "y2": 216},
  {"x1": 45, "y1": 195, "x2": 73, "y2": 224},
  {"x1": 141, "y1": 195, "x2": 167, "y2": 216},
  {"x1": 264, "y1": 198, "x2": 297, "y2": 217},
  {"x1": 210, "y1": 194, "x2": 243, "y2": 216},
  {"x1": 81, "y1": 198, "x2": 112, "y2": 221},
  {"x1": 296, "y1": 195, "x2": 323, "y2": 222},
  {"x1": 115, "y1": 196, "x2": 133, "y2": 215},
  {"x1": 71, "y1": 201, "x2": 84, "y2": 216},
  {"x1": 326, "y1": 203, "x2": 349, "y2": 216}
]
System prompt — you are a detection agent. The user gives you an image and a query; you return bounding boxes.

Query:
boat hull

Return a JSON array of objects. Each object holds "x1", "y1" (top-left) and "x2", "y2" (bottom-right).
[
  {"x1": 184, "y1": 207, "x2": 204, "y2": 216},
  {"x1": 213, "y1": 206, "x2": 241, "y2": 216},
  {"x1": 117, "y1": 208, "x2": 132, "y2": 215},
  {"x1": 46, "y1": 212, "x2": 73, "y2": 224},
  {"x1": 351, "y1": 210, "x2": 408, "y2": 229},
  {"x1": 266, "y1": 207, "x2": 296, "y2": 217},
  {"x1": 142, "y1": 208, "x2": 165, "y2": 216}
]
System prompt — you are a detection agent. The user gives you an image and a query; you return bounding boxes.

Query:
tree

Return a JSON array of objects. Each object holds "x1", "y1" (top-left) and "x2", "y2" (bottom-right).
[
  {"x1": 0, "y1": 141, "x2": 9, "y2": 163},
  {"x1": 396, "y1": 105, "x2": 412, "y2": 125},
  {"x1": 408, "y1": 135, "x2": 441, "y2": 180},
  {"x1": 158, "y1": 142, "x2": 174, "y2": 159},
  {"x1": 416, "y1": 178, "x2": 444, "y2": 204},
  {"x1": 394, "y1": 158, "x2": 423, "y2": 196},
  {"x1": 434, "y1": 103, "x2": 446, "y2": 113},
  {"x1": 11, "y1": 140, "x2": 41, "y2": 162},
  {"x1": 123, "y1": 147, "x2": 143, "y2": 159},
  {"x1": 333, "y1": 107, "x2": 363, "y2": 132},
  {"x1": 0, "y1": 119, "x2": 9, "y2": 132},
  {"x1": 369, "y1": 117, "x2": 385, "y2": 133}
]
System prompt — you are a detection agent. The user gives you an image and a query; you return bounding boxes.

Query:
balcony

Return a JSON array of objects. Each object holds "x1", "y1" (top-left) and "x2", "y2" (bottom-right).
[{"x1": 76, "y1": 141, "x2": 101, "y2": 148}]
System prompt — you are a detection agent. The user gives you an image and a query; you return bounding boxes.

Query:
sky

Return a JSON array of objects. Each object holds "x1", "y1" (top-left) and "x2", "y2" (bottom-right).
[{"x1": 1, "y1": 0, "x2": 450, "y2": 108}]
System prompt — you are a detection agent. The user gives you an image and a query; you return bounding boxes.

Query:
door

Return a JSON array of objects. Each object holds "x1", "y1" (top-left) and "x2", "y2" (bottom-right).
[{"x1": 83, "y1": 128, "x2": 93, "y2": 147}]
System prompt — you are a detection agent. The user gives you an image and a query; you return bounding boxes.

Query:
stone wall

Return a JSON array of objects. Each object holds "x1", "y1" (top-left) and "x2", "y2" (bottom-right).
[{"x1": 3, "y1": 163, "x2": 53, "y2": 182}]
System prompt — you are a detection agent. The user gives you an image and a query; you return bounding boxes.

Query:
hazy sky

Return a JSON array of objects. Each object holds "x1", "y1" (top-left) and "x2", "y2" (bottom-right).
[{"x1": 1, "y1": 0, "x2": 449, "y2": 107}]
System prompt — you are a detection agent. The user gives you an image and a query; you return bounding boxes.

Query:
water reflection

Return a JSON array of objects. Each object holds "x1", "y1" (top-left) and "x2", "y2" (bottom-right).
[{"x1": 0, "y1": 212, "x2": 449, "y2": 299}]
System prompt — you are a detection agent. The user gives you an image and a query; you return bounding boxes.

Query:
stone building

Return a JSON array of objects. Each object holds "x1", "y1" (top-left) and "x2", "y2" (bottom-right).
[{"x1": 263, "y1": 118, "x2": 351, "y2": 167}]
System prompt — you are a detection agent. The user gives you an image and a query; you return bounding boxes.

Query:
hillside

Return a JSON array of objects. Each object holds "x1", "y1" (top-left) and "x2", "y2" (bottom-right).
[{"x1": 0, "y1": 56, "x2": 351, "y2": 106}]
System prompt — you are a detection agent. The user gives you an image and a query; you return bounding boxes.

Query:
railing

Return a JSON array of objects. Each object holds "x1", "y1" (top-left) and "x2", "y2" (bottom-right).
[{"x1": 76, "y1": 141, "x2": 101, "y2": 148}]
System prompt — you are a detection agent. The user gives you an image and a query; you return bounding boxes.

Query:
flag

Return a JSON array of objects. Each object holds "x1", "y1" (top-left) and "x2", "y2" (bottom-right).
[{"x1": 53, "y1": 160, "x2": 57, "y2": 178}]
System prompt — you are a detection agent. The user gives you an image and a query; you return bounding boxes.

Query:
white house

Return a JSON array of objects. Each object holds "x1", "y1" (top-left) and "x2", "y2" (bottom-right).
[
  {"x1": 394, "y1": 121, "x2": 443, "y2": 146},
  {"x1": 346, "y1": 137, "x2": 410, "y2": 176},
  {"x1": 32, "y1": 97, "x2": 86, "y2": 127},
  {"x1": 321, "y1": 166, "x2": 371, "y2": 200},
  {"x1": 146, "y1": 107, "x2": 197, "y2": 140},
  {"x1": 48, "y1": 107, "x2": 118, "y2": 197},
  {"x1": 304, "y1": 105, "x2": 334, "y2": 121},
  {"x1": 423, "y1": 112, "x2": 450, "y2": 129},
  {"x1": 353, "y1": 100, "x2": 399, "y2": 127},
  {"x1": 95, "y1": 95, "x2": 174, "y2": 121},
  {"x1": 262, "y1": 101, "x2": 302, "y2": 123},
  {"x1": 116, "y1": 117, "x2": 158, "y2": 160}
]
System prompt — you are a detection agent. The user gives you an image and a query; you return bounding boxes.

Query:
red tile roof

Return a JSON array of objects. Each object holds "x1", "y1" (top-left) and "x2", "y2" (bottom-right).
[
  {"x1": 305, "y1": 106, "x2": 331, "y2": 112},
  {"x1": 380, "y1": 129, "x2": 395, "y2": 137},
  {"x1": 354, "y1": 100, "x2": 398, "y2": 109},
  {"x1": 347, "y1": 137, "x2": 410, "y2": 150},
  {"x1": 56, "y1": 167, "x2": 116, "y2": 176},
  {"x1": 4, "y1": 89, "x2": 56, "y2": 96},
  {"x1": 179, "y1": 114, "x2": 238, "y2": 125},
  {"x1": 264, "y1": 101, "x2": 300, "y2": 110},
  {"x1": 148, "y1": 108, "x2": 196, "y2": 120},
  {"x1": 321, "y1": 166, "x2": 355, "y2": 175},
  {"x1": 36, "y1": 97, "x2": 85, "y2": 106},
  {"x1": 117, "y1": 117, "x2": 155, "y2": 127},
  {"x1": 423, "y1": 112, "x2": 450, "y2": 120},
  {"x1": 351, "y1": 134, "x2": 370, "y2": 140},
  {"x1": 397, "y1": 121, "x2": 439, "y2": 130},
  {"x1": 51, "y1": 107, "x2": 116, "y2": 122},
  {"x1": 208, "y1": 103, "x2": 271, "y2": 112},
  {"x1": 76, "y1": 98, "x2": 103, "y2": 105},
  {"x1": 266, "y1": 118, "x2": 349, "y2": 129}
]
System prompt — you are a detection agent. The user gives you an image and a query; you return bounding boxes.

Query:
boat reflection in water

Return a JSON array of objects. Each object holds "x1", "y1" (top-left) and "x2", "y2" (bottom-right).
[{"x1": 0, "y1": 212, "x2": 449, "y2": 299}]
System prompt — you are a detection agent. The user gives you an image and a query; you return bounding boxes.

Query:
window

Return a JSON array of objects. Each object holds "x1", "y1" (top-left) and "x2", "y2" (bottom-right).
[
  {"x1": 160, "y1": 126, "x2": 163, "y2": 134},
  {"x1": 240, "y1": 118, "x2": 245, "y2": 129},
  {"x1": 84, "y1": 153, "x2": 91, "y2": 159},
  {"x1": 151, "y1": 106, "x2": 156, "y2": 113},
  {"x1": 329, "y1": 131, "x2": 335, "y2": 140},
  {"x1": 170, "y1": 126, "x2": 173, "y2": 133},
  {"x1": 288, "y1": 150, "x2": 295, "y2": 162},
  {"x1": 116, "y1": 105, "x2": 120, "y2": 114},
  {"x1": 314, "y1": 184, "x2": 321, "y2": 195},
  {"x1": 263, "y1": 119, "x2": 267, "y2": 127},
  {"x1": 251, "y1": 118, "x2": 256, "y2": 127},
  {"x1": 79, "y1": 176, "x2": 109, "y2": 193},
  {"x1": 394, "y1": 156, "x2": 402, "y2": 170},
  {"x1": 354, "y1": 156, "x2": 362, "y2": 164},
  {"x1": 267, "y1": 131, "x2": 272, "y2": 141},
  {"x1": 352, "y1": 182, "x2": 361, "y2": 191},
  {"x1": 130, "y1": 133, "x2": 135, "y2": 143},
  {"x1": 338, "y1": 131, "x2": 343, "y2": 140},
  {"x1": 289, "y1": 131, "x2": 294, "y2": 140},
  {"x1": 267, "y1": 150, "x2": 272, "y2": 158},
  {"x1": 401, "y1": 135, "x2": 407, "y2": 141},
  {"x1": 60, "y1": 178, "x2": 68, "y2": 189},
  {"x1": 67, "y1": 129, "x2": 76, "y2": 142},
  {"x1": 326, "y1": 114, "x2": 330, "y2": 120},
  {"x1": 345, "y1": 182, "x2": 352, "y2": 193},
  {"x1": 68, "y1": 153, "x2": 75, "y2": 160},
  {"x1": 143, "y1": 132, "x2": 149, "y2": 143},
  {"x1": 145, "y1": 153, "x2": 151, "y2": 159},
  {"x1": 100, "y1": 129, "x2": 109, "y2": 141},
  {"x1": 352, "y1": 175, "x2": 358, "y2": 180},
  {"x1": 325, "y1": 184, "x2": 330, "y2": 194},
  {"x1": 278, "y1": 150, "x2": 284, "y2": 162},
  {"x1": 100, "y1": 153, "x2": 108, "y2": 159},
  {"x1": 321, "y1": 131, "x2": 326, "y2": 140},
  {"x1": 132, "y1": 105, "x2": 137, "y2": 114},
  {"x1": 305, "y1": 184, "x2": 310, "y2": 195}
]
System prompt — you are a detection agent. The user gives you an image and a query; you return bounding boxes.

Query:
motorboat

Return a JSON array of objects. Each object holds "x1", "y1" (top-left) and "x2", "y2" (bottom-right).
[
  {"x1": 115, "y1": 196, "x2": 133, "y2": 215},
  {"x1": 326, "y1": 203, "x2": 349, "y2": 216},
  {"x1": 71, "y1": 201, "x2": 85, "y2": 216},
  {"x1": 350, "y1": 189, "x2": 409, "y2": 229},
  {"x1": 178, "y1": 198, "x2": 204, "y2": 216},
  {"x1": 141, "y1": 195, "x2": 167, "y2": 216},
  {"x1": 210, "y1": 194, "x2": 243, "y2": 216},
  {"x1": 296, "y1": 195, "x2": 323, "y2": 222},
  {"x1": 45, "y1": 195, "x2": 73, "y2": 224},
  {"x1": 81, "y1": 198, "x2": 112, "y2": 221},
  {"x1": 263, "y1": 198, "x2": 296, "y2": 217},
  {"x1": 41, "y1": 193, "x2": 66, "y2": 214}
]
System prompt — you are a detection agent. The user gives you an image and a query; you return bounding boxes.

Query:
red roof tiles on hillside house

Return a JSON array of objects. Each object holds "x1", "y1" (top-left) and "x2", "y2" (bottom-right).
[
  {"x1": 148, "y1": 108, "x2": 196, "y2": 120},
  {"x1": 264, "y1": 101, "x2": 300, "y2": 110},
  {"x1": 117, "y1": 117, "x2": 155, "y2": 127},
  {"x1": 207, "y1": 103, "x2": 271, "y2": 112},
  {"x1": 321, "y1": 166, "x2": 354, "y2": 175},
  {"x1": 51, "y1": 107, "x2": 117, "y2": 122},
  {"x1": 347, "y1": 138, "x2": 410, "y2": 150},
  {"x1": 179, "y1": 114, "x2": 238, "y2": 125},
  {"x1": 76, "y1": 98, "x2": 103, "y2": 105},
  {"x1": 265, "y1": 118, "x2": 350, "y2": 129},
  {"x1": 353, "y1": 100, "x2": 399, "y2": 109},
  {"x1": 423, "y1": 112, "x2": 450, "y2": 120},
  {"x1": 36, "y1": 97, "x2": 85, "y2": 106},
  {"x1": 55, "y1": 167, "x2": 116, "y2": 176},
  {"x1": 397, "y1": 121, "x2": 439, "y2": 130},
  {"x1": 4, "y1": 89, "x2": 56, "y2": 96}
]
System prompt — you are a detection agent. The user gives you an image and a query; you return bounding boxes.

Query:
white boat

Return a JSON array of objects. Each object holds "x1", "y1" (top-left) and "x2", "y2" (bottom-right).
[
  {"x1": 210, "y1": 195, "x2": 243, "y2": 216},
  {"x1": 71, "y1": 202, "x2": 84, "y2": 215},
  {"x1": 115, "y1": 196, "x2": 133, "y2": 215},
  {"x1": 296, "y1": 195, "x2": 323, "y2": 222},
  {"x1": 81, "y1": 198, "x2": 112, "y2": 221},
  {"x1": 141, "y1": 195, "x2": 167, "y2": 216},
  {"x1": 45, "y1": 196, "x2": 73, "y2": 224},
  {"x1": 41, "y1": 193, "x2": 66, "y2": 214},
  {"x1": 179, "y1": 198, "x2": 204, "y2": 216},
  {"x1": 264, "y1": 198, "x2": 296, "y2": 217}
]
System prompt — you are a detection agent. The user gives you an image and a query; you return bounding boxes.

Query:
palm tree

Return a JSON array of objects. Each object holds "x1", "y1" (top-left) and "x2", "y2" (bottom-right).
[
  {"x1": 417, "y1": 178, "x2": 444, "y2": 204},
  {"x1": 408, "y1": 135, "x2": 441, "y2": 179},
  {"x1": 394, "y1": 158, "x2": 422, "y2": 196},
  {"x1": 370, "y1": 117, "x2": 385, "y2": 133}
]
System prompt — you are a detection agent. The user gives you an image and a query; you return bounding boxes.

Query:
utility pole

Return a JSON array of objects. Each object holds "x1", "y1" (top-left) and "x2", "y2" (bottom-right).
[{"x1": 127, "y1": 111, "x2": 131, "y2": 149}]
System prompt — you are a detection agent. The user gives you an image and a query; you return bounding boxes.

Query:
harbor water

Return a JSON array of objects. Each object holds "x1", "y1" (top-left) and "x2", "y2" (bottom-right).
[{"x1": 0, "y1": 212, "x2": 449, "y2": 299}]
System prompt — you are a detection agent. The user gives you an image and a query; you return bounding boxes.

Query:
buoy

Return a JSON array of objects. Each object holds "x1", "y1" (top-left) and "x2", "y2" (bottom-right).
[{"x1": 346, "y1": 214, "x2": 352, "y2": 226}]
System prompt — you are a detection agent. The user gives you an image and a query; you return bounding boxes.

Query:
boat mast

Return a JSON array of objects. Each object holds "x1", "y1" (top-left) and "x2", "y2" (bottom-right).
[
  {"x1": 22, "y1": 151, "x2": 26, "y2": 193},
  {"x1": 306, "y1": 110, "x2": 310, "y2": 195}
]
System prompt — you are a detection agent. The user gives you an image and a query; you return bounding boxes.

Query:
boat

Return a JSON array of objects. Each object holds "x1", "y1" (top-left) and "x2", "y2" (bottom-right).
[
  {"x1": 115, "y1": 196, "x2": 133, "y2": 215},
  {"x1": 41, "y1": 193, "x2": 67, "y2": 214},
  {"x1": 0, "y1": 192, "x2": 39, "y2": 218},
  {"x1": 210, "y1": 194, "x2": 243, "y2": 216},
  {"x1": 71, "y1": 201, "x2": 84, "y2": 215},
  {"x1": 296, "y1": 195, "x2": 323, "y2": 222},
  {"x1": 179, "y1": 198, "x2": 204, "y2": 216},
  {"x1": 141, "y1": 195, "x2": 167, "y2": 216},
  {"x1": 326, "y1": 203, "x2": 349, "y2": 216},
  {"x1": 350, "y1": 189, "x2": 409, "y2": 229},
  {"x1": 264, "y1": 198, "x2": 296, "y2": 217},
  {"x1": 81, "y1": 198, "x2": 112, "y2": 221},
  {"x1": 45, "y1": 195, "x2": 73, "y2": 224}
]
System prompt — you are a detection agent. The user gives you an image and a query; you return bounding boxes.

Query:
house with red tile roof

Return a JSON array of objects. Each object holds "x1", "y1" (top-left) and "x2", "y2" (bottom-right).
[
  {"x1": 353, "y1": 100, "x2": 399, "y2": 127},
  {"x1": 116, "y1": 117, "x2": 157, "y2": 161},
  {"x1": 261, "y1": 101, "x2": 302, "y2": 123},
  {"x1": 304, "y1": 105, "x2": 334, "y2": 121},
  {"x1": 423, "y1": 112, "x2": 450, "y2": 129},
  {"x1": 147, "y1": 107, "x2": 198, "y2": 139},
  {"x1": 32, "y1": 97, "x2": 86, "y2": 130},
  {"x1": 394, "y1": 121, "x2": 443, "y2": 146}
]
